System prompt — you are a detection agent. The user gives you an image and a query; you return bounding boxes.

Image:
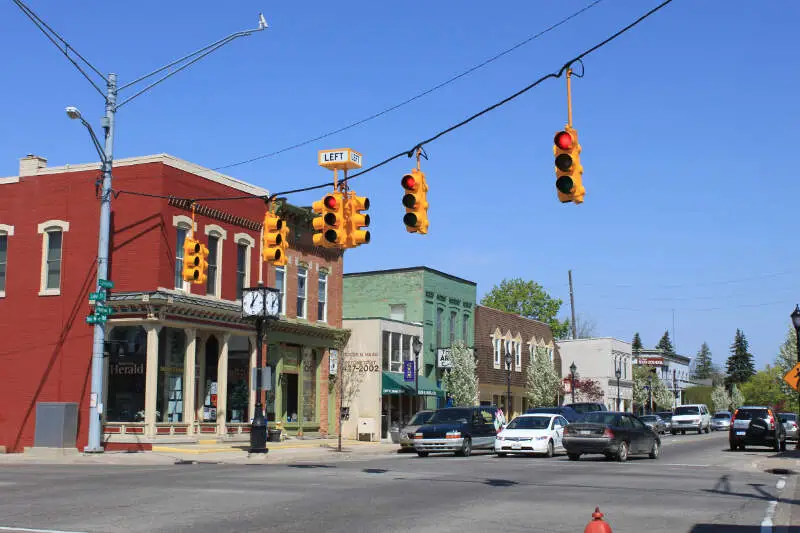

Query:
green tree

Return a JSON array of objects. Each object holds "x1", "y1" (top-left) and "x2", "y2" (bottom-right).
[
  {"x1": 711, "y1": 385, "x2": 731, "y2": 413},
  {"x1": 632, "y1": 333, "x2": 643, "y2": 354},
  {"x1": 655, "y1": 331, "x2": 675, "y2": 356},
  {"x1": 525, "y1": 347, "x2": 561, "y2": 408},
  {"x1": 726, "y1": 329, "x2": 756, "y2": 385},
  {"x1": 774, "y1": 328, "x2": 800, "y2": 410},
  {"x1": 481, "y1": 278, "x2": 570, "y2": 339},
  {"x1": 692, "y1": 342, "x2": 715, "y2": 381},
  {"x1": 740, "y1": 365, "x2": 792, "y2": 410},
  {"x1": 441, "y1": 342, "x2": 479, "y2": 407}
]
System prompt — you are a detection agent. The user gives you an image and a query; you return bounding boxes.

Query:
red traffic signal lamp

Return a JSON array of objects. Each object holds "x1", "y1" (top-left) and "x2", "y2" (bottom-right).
[
  {"x1": 554, "y1": 126, "x2": 585, "y2": 204},
  {"x1": 401, "y1": 169, "x2": 429, "y2": 234},
  {"x1": 263, "y1": 212, "x2": 289, "y2": 266},
  {"x1": 182, "y1": 237, "x2": 209, "y2": 284},
  {"x1": 345, "y1": 192, "x2": 370, "y2": 248},
  {"x1": 312, "y1": 191, "x2": 346, "y2": 248}
]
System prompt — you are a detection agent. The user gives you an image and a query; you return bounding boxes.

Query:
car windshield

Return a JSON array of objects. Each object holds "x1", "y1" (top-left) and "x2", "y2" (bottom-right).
[
  {"x1": 713, "y1": 413, "x2": 730, "y2": 419},
  {"x1": 640, "y1": 416, "x2": 657, "y2": 422},
  {"x1": 507, "y1": 416, "x2": 551, "y2": 430},
  {"x1": 675, "y1": 406, "x2": 700, "y2": 416},
  {"x1": 407, "y1": 411, "x2": 433, "y2": 426},
  {"x1": 734, "y1": 409, "x2": 769, "y2": 421},
  {"x1": 569, "y1": 404, "x2": 602, "y2": 414},
  {"x1": 581, "y1": 412, "x2": 619, "y2": 425},
  {"x1": 428, "y1": 409, "x2": 470, "y2": 424}
]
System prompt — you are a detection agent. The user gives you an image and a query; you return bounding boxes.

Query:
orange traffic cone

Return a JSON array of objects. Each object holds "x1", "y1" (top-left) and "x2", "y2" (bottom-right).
[{"x1": 584, "y1": 507, "x2": 612, "y2": 533}]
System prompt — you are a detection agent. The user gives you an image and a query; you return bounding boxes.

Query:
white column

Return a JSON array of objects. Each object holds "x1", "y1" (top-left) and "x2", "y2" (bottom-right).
[
  {"x1": 144, "y1": 325, "x2": 161, "y2": 438},
  {"x1": 217, "y1": 333, "x2": 231, "y2": 435},
  {"x1": 196, "y1": 336, "x2": 207, "y2": 423},
  {"x1": 249, "y1": 335, "x2": 257, "y2": 423},
  {"x1": 183, "y1": 328, "x2": 197, "y2": 433}
]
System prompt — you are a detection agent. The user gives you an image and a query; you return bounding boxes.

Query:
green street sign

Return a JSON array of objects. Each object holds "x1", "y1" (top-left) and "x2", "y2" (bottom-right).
[
  {"x1": 95, "y1": 306, "x2": 114, "y2": 316},
  {"x1": 86, "y1": 313, "x2": 108, "y2": 325},
  {"x1": 98, "y1": 279, "x2": 114, "y2": 289},
  {"x1": 89, "y1": 291, "x2": 106, "y2": 301}
]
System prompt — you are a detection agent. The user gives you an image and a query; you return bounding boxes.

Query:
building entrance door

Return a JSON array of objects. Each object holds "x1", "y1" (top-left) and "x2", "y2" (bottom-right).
[{"x1": 283, "y1": 373, "x2": 298, "y2": 422}]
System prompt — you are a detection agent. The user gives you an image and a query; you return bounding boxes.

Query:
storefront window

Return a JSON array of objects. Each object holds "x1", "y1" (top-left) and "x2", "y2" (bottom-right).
[
  {"x1": 302, "y1": 348, "x2": 317, "y2": 423},
  {"x1": 382, "y1": 331, "x2": 390, "y2": 371},
  {"x1": 106, "y1": 326, "x2": 147, "y2": 422},
  {"x1": 156, "y1": 328, "x2": 186, "y2": 423},
  {"x1": 226, "y1": 336, "x2": 251, "y2": 423},
  {"x1": 391, "y1": 332, "x2": 402, "y2": 372}
]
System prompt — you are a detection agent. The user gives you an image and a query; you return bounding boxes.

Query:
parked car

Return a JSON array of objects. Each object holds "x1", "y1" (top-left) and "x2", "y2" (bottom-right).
[
  {"x1": 779, "y1": 413, "x2": 798, "y2": 442},
  {"x1": 564, "y1": 402, "x2": 607, "y2": 414},
  {"x1": 398, "y1": 410, "x2": 435, "y2": 452},
  {"x1": 413, "y1": 406, "x2": 502, "y2": 457},
  {"x1": 656, "y1": 411, "x2": 673, "y2": 432},
  {"x1": 495, "y1": 414, "x2": 569, "y2": 457},
  {"x1": 562, "y1": 411, "x2": 661, "y2": 462},
  {"x1": 526, "y1": 406, "x2": 583, "y2": 423},
  {"x1": 671, "y1": 404, "x2": 711, "y2": 434},
  {"x1": 730, "y1": 406, "x2": 787, "y2": 452},
  {"x1": 711, "y1": 411, "x2": 732, "y2": 432},
  {"x1": 639, "y1": 414, "x2": 667, "y2": 435}
]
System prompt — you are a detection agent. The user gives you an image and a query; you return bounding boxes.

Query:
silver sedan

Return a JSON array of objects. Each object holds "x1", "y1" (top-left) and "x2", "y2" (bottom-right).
[{"x1": 711, "y1": 412, "x2": 732, "y2": 432}]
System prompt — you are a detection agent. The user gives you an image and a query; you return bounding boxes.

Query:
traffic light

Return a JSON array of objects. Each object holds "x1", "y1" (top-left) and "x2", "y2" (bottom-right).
[
  {"x1": 312, "y1": 191, "x2": 346, "y2": 248},
  {"x1": 554, "y1": 126, "x2": 585, "y2": 204},
  {"x1": 182, "y1": 237, "x2": 209, "y2": 284},
  {"x1": 263, "y1": 212, "x2": 289, "y2": 266},
  {"x1": 345, "y1": 191, "x2": 370, "y2": 248},
  {"x1": 401, "y1": 169, "x2": 429, "y2": 234}
]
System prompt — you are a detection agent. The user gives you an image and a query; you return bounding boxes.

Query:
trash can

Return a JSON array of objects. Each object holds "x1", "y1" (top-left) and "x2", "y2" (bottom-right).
[{"x1": 267, "y1": 429, "x2": 282, "y2": 442}]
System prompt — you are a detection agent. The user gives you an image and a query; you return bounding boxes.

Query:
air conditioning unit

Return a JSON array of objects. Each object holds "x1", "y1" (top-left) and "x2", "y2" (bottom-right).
[{"x1": 358, "y1": 417, "x2": 376, "y2": 442}]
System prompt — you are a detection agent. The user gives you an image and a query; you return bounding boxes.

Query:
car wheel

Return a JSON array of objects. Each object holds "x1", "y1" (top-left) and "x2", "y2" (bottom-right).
[
  {"x1": 774, "y1": 438, "x2": 781, "y2": 453},
  {"x1": 649, "y1": 440, "x2": 660, "y2": 459},
  {"x1": 682, "y1": 430, "x2": 686, "y2": 435},
  {"x1": 456, "y1": 438, "x2": 472, "y2": 457},
  {"x1": 616, "y1": 441, "x2": 629, "y2": 462},
  {"x1": 417, "y1": 451, "x2": 429, "y2": 457},
  {"x1": 567, "y1": 453, "x2": 581, "y2": 461},
  {"x1": 780, "y1": 439, "x2": 787, "y2": 452},
  {"x1": 705, "y1": 425, "x2": 711, "y2": 434},
  {"x1": 739, "y1": 443, "x2": 746, "y2": 451},
  {"x1": 545, "y1": 440, "x2": 554, "y2": 458},
  {"x1": 671, "y1": 431, "x2": 677, "y2": 436},
  {"x1": 697, "y1": 426, "x2": 703, "y2": 435},
  {"x1": 497, "y1": 452, "x2": 507, "y2": 458}
]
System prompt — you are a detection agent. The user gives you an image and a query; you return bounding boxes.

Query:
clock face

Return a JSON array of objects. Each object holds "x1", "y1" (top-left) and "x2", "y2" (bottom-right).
[
  {"x1": 242, "y1": 290, "x2": 264, "y2": 316},
  {"x1": 265, "y1": 291, "x2": 280, "y2": 316}
]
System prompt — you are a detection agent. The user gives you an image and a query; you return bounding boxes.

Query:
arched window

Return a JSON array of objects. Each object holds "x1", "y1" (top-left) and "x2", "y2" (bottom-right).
[{"x1": 37, "y1": 220, "x2": 69, "y2": 295}]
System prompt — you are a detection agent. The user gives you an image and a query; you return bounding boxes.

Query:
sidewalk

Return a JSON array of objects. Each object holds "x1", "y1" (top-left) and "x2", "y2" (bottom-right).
[
  {"x1": 753, "y1": 447, "x2": 800, "y2": 532},
  {"x1": 0, "y1": 439, "x2": 400, "y2": 466}
]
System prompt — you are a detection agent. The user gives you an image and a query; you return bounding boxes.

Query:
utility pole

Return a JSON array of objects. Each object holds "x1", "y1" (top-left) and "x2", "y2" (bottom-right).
[
  {"x1": 12, "y1": 0, "x2": 270, "y2": 453},
  {"x1": 568, "y1": 270, "x2": 577, "y2": 339}
]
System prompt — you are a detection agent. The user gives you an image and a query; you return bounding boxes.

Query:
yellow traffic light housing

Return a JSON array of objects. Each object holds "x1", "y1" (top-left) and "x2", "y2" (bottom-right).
[
  {"x1": 401, "y1": 169, "x2": 429, "y2": 234},
  {"x1": 345, "y1": 191, "x2": 370, "y2": 248},
  {"x1": 554, "y1": 125, "x2": 585, "y2": 204},
  {"x1": 312, "y1": 191, "x2": 346, "y2": 248},
  {"x1": 182, "y1": 237, "x2": 209, "y2": 284},
  {"x1": 263, "y1": 212, "x2": 289, "y2": 266}
]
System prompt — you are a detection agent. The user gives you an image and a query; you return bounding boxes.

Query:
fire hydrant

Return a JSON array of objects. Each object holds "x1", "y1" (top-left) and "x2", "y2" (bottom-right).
[{"x1": 584, "y1": 507, "x2": 612, "y2": 533}]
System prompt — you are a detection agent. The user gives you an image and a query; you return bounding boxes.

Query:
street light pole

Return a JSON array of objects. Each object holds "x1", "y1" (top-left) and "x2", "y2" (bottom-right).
[
  {"x1": 648, "y1": 375, "x2": 653, "y2": 415},
  {"x1": 569, "y1": 362, "x2": 577, "y2": 405},
  {"x1": 615, "y1": 364, "x2": 621, "y2": 411},
  {"x1": 412, "y1": 337, "x2": 423, "y2": 412},
  {"x1": 505, "y1": 339, "x2": 512, "y2": 419},
  {"x1": 790, "y1": 305, "x2": 800, "y2": 450}
]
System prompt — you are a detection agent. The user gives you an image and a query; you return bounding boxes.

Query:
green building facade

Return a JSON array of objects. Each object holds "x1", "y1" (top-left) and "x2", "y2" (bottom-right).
[{"x1": 343, "y1": 267, "x2": 477, "y2": 408}]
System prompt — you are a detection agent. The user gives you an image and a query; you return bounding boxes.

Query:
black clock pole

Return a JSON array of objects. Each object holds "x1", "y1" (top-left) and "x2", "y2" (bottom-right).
[{"x1": 250, "y1": 288, "x2": 268, "y2": 454}]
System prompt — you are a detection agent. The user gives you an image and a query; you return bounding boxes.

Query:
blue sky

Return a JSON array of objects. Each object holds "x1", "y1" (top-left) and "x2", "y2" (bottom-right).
[{"x1": 2, "y1": 1, "x2": 799, "y2": 371}]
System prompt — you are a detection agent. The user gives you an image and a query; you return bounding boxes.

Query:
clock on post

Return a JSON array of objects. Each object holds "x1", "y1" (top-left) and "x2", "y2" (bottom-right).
[{"x1": 241, "y1": 283, "x2": 280, "y2": 454}]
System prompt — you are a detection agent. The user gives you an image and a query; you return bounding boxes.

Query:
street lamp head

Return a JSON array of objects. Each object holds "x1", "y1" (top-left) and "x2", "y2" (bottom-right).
[
  {"x1": 412, "y1": 336, "x2": 422, "y2": 356},
  {"x1": 791, "y1": 304, "x2": 800, "y2": 331},
  {"x1": 570, "y1": 362, "x2": 577, "y2": 376},
  {"x1": 505, "y1": 353, "x2": 512, "y2": 367},
  {"x1": 65, "y1": 106, "x2": 82, "y2": 120},
  {"x1": 258, "y1": 13, "x2": 268, "y2": 29},
  {"x1": 615, "y1": 368, "x2": 622, "y2": 379}
]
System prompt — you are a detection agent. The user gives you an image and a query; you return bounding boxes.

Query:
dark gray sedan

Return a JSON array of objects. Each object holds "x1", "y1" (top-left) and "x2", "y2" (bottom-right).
[{"x1": 639, "y1": 415, "x2": 667, "y2": 435}]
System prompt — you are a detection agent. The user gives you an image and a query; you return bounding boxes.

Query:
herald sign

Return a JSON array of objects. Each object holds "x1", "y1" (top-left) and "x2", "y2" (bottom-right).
[{"x1": 318, "y1": 148, "x2": 363, "y2": 171}]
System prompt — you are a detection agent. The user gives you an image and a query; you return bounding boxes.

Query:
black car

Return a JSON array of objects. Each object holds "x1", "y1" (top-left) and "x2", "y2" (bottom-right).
[
  {"x1": 564, "y1": 402, "x2": 608, "y2": 414},
  {"x1": 525, "y1": 406, "x2": 582, "y2": 423},
  {"x1": 729, "y1": 406, "x2": 786, "y2": 452},
  {"x1": 413, "y1": 406, "x2": 502, "y2": 457},
  {"x1": 562, "y1": 411, "x2": 661, "y2": 462}
]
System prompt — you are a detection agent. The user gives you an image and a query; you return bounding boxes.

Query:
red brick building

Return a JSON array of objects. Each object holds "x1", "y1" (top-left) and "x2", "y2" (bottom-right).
[
  {"x1": 474, "y1": 305, "x2": 562, "y2": 419},
  {"x1": 0, "y1": 154, "x2": 348, "y2": 453}
]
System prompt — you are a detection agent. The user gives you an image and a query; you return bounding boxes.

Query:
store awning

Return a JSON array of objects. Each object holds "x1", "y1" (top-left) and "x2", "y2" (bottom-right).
[
  {"x1": 382, "y1": 371, "x2": 414, "y2": 395},
  {"x1": 416, "y1": 375, "x2": 445, "y2": 398}
]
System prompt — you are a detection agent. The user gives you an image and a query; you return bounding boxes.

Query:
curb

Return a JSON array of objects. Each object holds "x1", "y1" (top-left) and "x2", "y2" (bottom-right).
[{"x1": 151, "y1": 440, "x2": 388, "y2": 455}]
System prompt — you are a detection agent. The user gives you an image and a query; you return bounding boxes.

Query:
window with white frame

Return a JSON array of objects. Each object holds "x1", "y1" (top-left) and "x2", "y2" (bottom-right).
[
  {"x1": 275, "y1": 266, "x2": 286, "y2": 314},
  {"x1": 0, "y1": 225, "x2": 11, "y2": 296},
  {"x1": 493, "y1": 337, "x2": 501, "y2": 369},
  {"x1": 390, "y1": 332, "x2": 402, "y2": 372},
  {"x1": 297, "y1": 265, "x2": 308, "y2": 319},
  {"x1": 203, "y1": 225, "x2": 227, "y2": 298},
  {"x1": 233, "y1": 233, "x2": 254, "y2": 300},
  {"x1": 317, "y1": 270, "x2": 328, "y2": 322},
  {"x1": 37, "y1": 220, "x2": 69, "y2": 296},
  {"x1": 515, "y1": 340, "x2": 522, "y2": 371},
  {"x1": 173, "y1": 215, "x2": 194, "y2": 292}
]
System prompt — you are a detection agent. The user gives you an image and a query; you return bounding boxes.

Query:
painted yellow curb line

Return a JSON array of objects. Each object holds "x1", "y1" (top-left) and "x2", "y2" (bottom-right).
[{"x1": 152, "y1": 441, "x2": 389, "y2": 455}]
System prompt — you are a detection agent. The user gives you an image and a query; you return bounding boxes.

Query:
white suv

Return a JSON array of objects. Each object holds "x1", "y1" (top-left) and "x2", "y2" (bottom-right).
[{"x1": 671, "y1": 404, "x2": 711, "y2": 435}]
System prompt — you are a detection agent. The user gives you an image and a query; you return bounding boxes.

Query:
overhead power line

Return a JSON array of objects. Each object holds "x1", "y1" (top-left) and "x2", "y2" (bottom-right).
[
  {"x1": 114, "y1": 0, "x2": 675, "y2": 205},
  {"x1": 212, "y1": 0, "x2": 607, "y2": 171}
]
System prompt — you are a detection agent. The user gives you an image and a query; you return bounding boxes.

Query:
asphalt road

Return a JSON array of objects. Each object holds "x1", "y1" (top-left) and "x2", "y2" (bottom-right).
[{"x1": 0, "y1": 432, "x2": 789, "y2": 533}]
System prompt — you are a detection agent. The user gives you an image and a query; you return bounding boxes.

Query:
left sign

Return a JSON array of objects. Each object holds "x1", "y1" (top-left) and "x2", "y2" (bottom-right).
[{"x1": 318, "y1": 148, "x2": 362, "y2": 171}]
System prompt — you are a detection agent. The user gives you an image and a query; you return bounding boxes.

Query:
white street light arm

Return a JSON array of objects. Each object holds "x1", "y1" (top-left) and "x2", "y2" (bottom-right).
[{"x1": 66, "y1": 106, "x2": 106, "y2": 163}]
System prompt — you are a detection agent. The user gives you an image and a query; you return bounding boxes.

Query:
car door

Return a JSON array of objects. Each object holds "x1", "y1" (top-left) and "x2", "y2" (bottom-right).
[
  {"x1": 553, "y1": 416, "x2": 568, "y2": 448},
  {"x1": 630, "y1": 415, "x2": 654, "y2": 452}
]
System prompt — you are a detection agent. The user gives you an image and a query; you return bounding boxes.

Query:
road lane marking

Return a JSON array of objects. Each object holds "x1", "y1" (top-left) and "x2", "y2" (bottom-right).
[
  {"x1": 664, "y1": 463, "x2": 710, "y2": 467},
  {"x1": 0, "y1": 527, "x2": 90, "y2": 533}
]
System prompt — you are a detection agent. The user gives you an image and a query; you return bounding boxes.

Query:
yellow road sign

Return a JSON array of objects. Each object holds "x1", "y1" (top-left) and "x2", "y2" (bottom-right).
[
  {"x1": 318, "y1": 148, "x2": 362, "y2": 171},
  {"x1": 784, "y1": 362, "x2": 800, "y2": 391}
]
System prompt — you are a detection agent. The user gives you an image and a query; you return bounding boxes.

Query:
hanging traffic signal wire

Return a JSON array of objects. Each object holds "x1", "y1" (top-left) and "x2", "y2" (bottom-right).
[
  {"x1": 112, "y1": 0, "x2": 674, "y2": 206},
  {"x1": 211, "y1": 0, "x2": 607, "y2": 171}
]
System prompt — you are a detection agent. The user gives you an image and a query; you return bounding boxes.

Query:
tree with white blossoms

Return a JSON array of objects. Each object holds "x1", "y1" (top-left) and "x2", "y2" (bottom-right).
[
  {"x1": 711, "y1": 385, "x2": 731, "y2": 413},
  {"x1": 729, "y1": 383, "x2": 745, "y2": 411},
  {"x1": 525, "y1": 347, "x2": 561, "y2": 407},
  {"x1": 442, "y1": 342, "x2": 479, "y2": 407}
]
